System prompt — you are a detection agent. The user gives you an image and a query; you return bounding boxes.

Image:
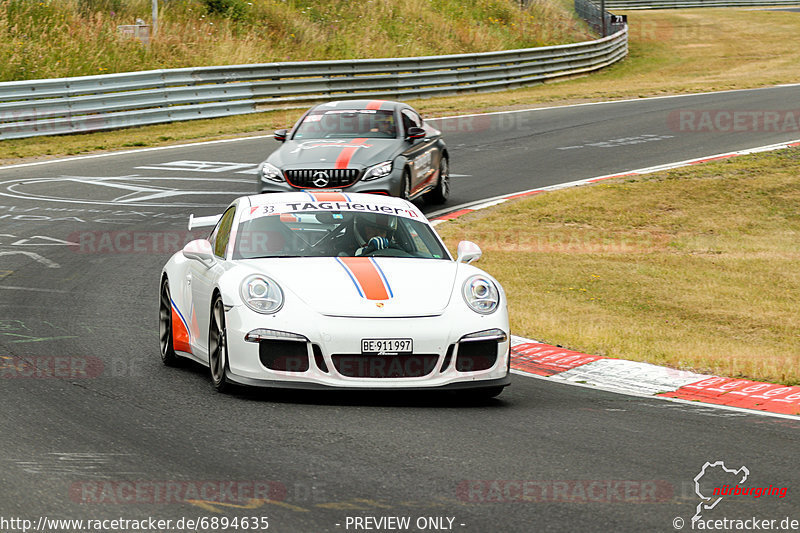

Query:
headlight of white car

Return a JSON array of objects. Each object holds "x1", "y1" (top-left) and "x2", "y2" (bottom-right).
[
  {"x1": 362, "y1": 160, "x2": 393, "y2": 182},
  {"x1": 258, "y1": 162, "x2": 284, "y2": 183},
  {"x1": 462, "y1": 275, "x2": 499, "y2": 315},
  {"x1": 240, "y1": 275, "x2": 284, "y2": 314}
]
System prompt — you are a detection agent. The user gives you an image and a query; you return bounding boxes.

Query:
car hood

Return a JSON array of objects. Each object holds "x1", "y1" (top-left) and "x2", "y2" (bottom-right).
[
  {"x1": 242, "y1": 257, "x2": 458, "y2": 317},
  {"x1": 270, "y1": 138, "x2": 401, "y2": 169}
]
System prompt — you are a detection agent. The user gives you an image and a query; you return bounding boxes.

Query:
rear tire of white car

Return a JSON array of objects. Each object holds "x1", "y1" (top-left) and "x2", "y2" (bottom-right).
[
  {"x1": 426, "y1": 156, "x2": 450, "y2": 204},
  {"x1": 158, "y1": 278, "x2": 180, "y2": 367},
  {"x1": 208, "y1": 294, "x2": 231, "y2": 393}
]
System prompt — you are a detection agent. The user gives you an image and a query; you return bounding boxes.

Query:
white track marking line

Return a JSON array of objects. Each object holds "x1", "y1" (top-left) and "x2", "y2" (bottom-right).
[{"x1": 0, "y1": 85, "x2": 796, "y2": 171}]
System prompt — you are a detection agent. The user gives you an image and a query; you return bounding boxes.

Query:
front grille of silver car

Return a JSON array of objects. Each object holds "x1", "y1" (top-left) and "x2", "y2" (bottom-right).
[{"x1": 285, "y1": 169, "x2": 361, "y2": 188}]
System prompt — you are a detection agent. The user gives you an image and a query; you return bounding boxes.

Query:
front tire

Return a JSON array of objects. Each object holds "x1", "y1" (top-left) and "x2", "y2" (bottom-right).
[
  {"x1": 426, "y1": 156, "x2": 450, "y2": 204},
  {"x1": 158, "y1": 278, "x2": 180, "y2": 366},
  {"x1": 208, "y1": 295, "x2": 230, "y2": 393},
  {"x1": 401, "y1": 168, "x2": 412, "y2": 201}
]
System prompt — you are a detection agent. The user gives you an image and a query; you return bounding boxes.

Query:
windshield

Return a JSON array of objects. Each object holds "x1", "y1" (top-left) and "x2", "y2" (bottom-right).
[
  {"x1": 233, "y1": 210, "x2": 449, "y2": 260},
  {"x1": 292, "y1": 109, "x2": 397, "y2": 139}
]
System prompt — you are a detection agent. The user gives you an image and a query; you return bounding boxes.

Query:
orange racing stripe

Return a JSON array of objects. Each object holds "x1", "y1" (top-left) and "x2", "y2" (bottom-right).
[
  {"x1": 171, "y1": 303, "x2": 192, "y2": 354},
  {"x1": 338, "y1": 257, "x2": 391, "y2": 301},
  {"x1": 309, "y1": 192, "x2": 349, "y2": 202}
]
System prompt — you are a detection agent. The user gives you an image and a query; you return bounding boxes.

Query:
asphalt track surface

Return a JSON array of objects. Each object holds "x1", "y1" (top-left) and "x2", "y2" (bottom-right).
[{"x1": 1, "y1": 86, "x2": 799, "y2": 532}]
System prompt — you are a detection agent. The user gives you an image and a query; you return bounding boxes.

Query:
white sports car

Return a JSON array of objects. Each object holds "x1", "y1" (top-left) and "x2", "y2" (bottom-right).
[{"x1": 159, "y1": 191, "x2": 510, "y2": 397}]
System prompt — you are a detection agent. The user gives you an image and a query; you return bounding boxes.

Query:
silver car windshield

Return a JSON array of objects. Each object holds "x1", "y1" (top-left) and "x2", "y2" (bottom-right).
[
  {"x1": 233, "y1": 210, "x2": 449, "y2": 260},
  {"x1": 293, "y1": 109, "x2": 397, "y2": 139}
]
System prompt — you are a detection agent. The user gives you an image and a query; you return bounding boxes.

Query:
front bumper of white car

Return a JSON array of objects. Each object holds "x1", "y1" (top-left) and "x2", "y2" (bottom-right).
[{"x1": 222, "y1": 305, "x2": 510, "y2": 390}]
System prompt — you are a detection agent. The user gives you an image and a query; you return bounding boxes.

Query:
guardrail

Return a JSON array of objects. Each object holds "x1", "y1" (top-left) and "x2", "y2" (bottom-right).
[
  {"x1": 0, "y1": 28, "x2": 627, "y2": 140},
  {"x1": 605, "y1": 0, "x2": 800, "y2": 8}
]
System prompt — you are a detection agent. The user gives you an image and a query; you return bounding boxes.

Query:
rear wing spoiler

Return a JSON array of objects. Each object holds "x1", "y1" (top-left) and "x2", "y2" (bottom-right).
[{"x1": 188, "y1": 213, "x2": 222, "y2": 231}]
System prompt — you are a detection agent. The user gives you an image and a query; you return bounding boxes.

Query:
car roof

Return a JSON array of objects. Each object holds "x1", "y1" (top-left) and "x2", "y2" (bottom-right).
[
  {"x1": 242, "y1": 192, "x2": 426, "y2": 220},
  {"x1": 311, "y1": 100, "x2": 404, "y2": 112}
]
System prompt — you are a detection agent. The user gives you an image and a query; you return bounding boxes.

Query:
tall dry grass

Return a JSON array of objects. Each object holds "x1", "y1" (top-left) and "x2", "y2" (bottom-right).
[{"x1": 0, "y1": 0, "x2": 592, "y2": 81}]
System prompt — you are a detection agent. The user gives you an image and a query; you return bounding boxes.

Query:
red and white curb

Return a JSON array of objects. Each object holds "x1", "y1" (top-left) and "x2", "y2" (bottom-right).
[
  {"x1": 431, "y1": 139, "x2": 800, "y2": 419},
  {"x1": 510, "y1": 336, "x2": 800, "y2": 418}
]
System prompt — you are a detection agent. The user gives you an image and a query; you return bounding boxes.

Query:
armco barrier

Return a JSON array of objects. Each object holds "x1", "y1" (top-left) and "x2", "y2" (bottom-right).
[
  {"x1": 0, "y1": 29, "x2": 627, "y2": 140},
  {"x1": 605, "y1": 0, "x2": 800, "y2": 8}
]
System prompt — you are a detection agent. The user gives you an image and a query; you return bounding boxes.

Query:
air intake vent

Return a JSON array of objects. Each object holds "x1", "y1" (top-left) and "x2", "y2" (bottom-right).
[
  {"x1": 312, "y1": 344, "x2": 329, "y2": 374},
  {"x1": 332, "y1": 354, "x2": 438, "y2": 378},
  {"x1": 259, "y1": 339, "x2": 309, "y2": 372},
  {"x1": 455, "y1": 340, "x2": 497, "y2": 372},
  {"x1": 439, "y1": 344, "x2": 455, "y2": 373}
]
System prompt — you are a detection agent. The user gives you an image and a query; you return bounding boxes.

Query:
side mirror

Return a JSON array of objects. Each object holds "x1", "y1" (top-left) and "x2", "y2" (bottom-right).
[
  {"x1": 182, "y1": 239, "x2": 215, "y2": 266},
  {"x1": 274, "y1": 129, "x2": 288, "y2": 142},
  {"x1": 456, "y1": 241, "x2": 482, "y2": 264},
  {"x1": 406, "y1": 127, "x2": 426, "y2": 140}
]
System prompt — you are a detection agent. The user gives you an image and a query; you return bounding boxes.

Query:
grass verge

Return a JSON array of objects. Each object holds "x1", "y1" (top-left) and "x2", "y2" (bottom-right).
[
  {"x1": 2, "y1": 8, "x2": 799, "y2": 164},
  {"x1": 436, "y1": 147, "x2": 800, "y2": 385}
]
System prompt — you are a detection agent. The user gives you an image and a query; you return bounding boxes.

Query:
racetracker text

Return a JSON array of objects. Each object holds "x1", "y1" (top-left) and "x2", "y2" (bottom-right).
[{"x1": 0, "y1": 515, "x2": 269, "y2": 532}]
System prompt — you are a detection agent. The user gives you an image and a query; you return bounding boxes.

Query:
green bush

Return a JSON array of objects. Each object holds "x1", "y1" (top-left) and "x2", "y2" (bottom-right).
[{"x1": 202, "y1": 0, "x2": 250, "y2": 21}]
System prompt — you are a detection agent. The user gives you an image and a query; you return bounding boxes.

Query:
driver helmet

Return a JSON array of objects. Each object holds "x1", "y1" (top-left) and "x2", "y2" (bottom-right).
[
  {"x1": 373, "y1": 113, "x2": 395, "y2": 135},
  {"x1": 354, "y1": 213, "x2": 397, "y2": 246}
]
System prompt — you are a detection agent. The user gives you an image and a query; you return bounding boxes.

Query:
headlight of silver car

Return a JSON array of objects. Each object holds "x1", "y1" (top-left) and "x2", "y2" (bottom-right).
[
  {"x1": 462, "y1": 275, "x2": 499, "y2": 315},
  {"x1": 240, "y1": 275, "x2": 284, "y2": 314},
  {"x1": 362, "y1": 160, "x2": 393, "y2": 182},
  {"x1": 258, "y1": 162, "x2": 284, "y2": 183}
]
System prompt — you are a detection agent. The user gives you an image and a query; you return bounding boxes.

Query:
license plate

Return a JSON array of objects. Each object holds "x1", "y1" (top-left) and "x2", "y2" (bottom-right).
[{"x1": 361, "y1": 338, "x2": 413, "y2": 354}]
